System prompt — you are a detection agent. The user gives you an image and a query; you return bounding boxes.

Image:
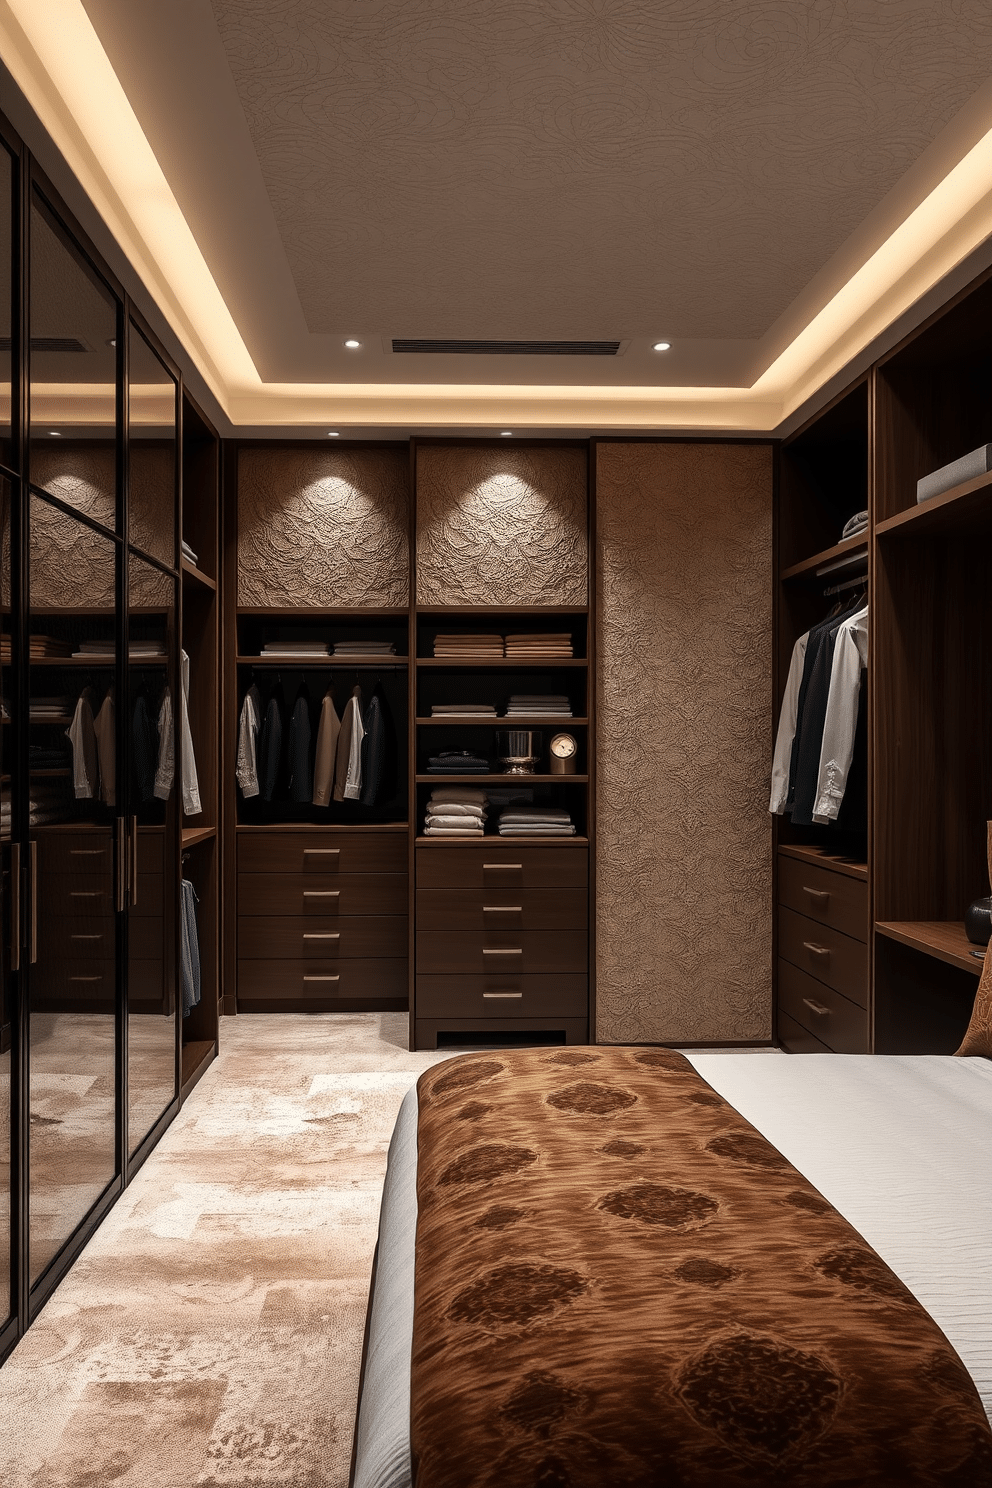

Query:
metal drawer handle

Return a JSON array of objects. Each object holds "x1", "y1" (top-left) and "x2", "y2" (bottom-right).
[
  {"x1": 483, "y1": 905, "x2": 522, "y2": 913},
  {"x1": 70, "y1": 975, "x2": 103, "y2": 983},
  {"x1": 482, "y1": 947, "x2": 523, "y2": 956},
  {"x1": 802, "y1": 997, "x2": 830, "y2": 1017},
  {"x1": 70, "y1": 891, "x2": 103, "y2": 899},
  {"x1": 70, "y1": 849, "x2": 106, "y2": 857},
  {"x1": 304, "y1": 974, "x2": 340, "y2": 982},
  {"x1": 483, "y1": 991, "x2": 523, "y2": 999},
  {"x1": 303, "y1": 848, "x2": 340, "y2": 855},
  {"x1": 303, "y1": 890, "x2": 340, "y2": 897},
  {"x1": 71, "y1": 934, "x2": 103, "y2": 942},
  {"x1": 484, "y1": 863, "x2": 522, "y2": 871},
  {"x1": 802, "y1": 886, "x2": 830, "y2": 902},
  {"x1": 303, "y1": 932, "x2": 340, "y2": 940},
  {"x1": 802, "y1": 941, "x2": 830, "y2": 958}
]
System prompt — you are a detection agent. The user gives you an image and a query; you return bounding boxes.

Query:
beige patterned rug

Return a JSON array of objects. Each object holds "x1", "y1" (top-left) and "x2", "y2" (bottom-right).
[{"x1": 0, "y1": 1013, "x2": 450, "y2": 1488}]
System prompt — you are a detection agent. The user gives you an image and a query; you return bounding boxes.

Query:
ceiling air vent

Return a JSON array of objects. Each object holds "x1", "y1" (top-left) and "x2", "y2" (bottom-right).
[
  {"x1": 0, "y1": 336, "x2": 92, "y2": 353},
  {"x1": 391, "y1": 338, "x2": 621, "y2": 356}
]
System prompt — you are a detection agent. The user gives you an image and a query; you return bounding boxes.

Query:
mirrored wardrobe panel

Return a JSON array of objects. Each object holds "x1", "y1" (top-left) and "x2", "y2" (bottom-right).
[
  {"x1": 0, "y1": 474, "x2": 13, "y2": 1330},
  {"x1": 27, "y1": 491, "x2": 118, "y2": 1286},
  {"x1": 128, "y1": 322, "x2": 176, "y2": 570}
]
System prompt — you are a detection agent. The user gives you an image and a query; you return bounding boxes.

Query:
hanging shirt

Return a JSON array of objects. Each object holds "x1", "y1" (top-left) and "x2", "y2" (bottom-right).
[
  {"x1": 333, "y1": 686, "x2": 361, "y2": 802},
  {"x1": 180, "y1": 878, "x2": 201, "y2": 1018},
  {"x1": 343, "y1": 691, "x2": 366, "y2": 801},
  {"x1": 180, "y1": 649, "x2": 202, "y2": 816},
  {"x1": 66, "y1": 687, "x2": 98, "y2": 800},
  {"x1": 132, "y1": 694, "x2": 159, "y2": 803},
  {"x1": 93, "y1": 687, "x2": 115, "y2": 806},
  {"x1": 312, "y1": 689, "x2": 340, "y2": 807},
  {"x1": 236, "y1": 683, "x2": 262, "y2": 799},
  {"x1": 288, "y1": 686, "x2": 313, "y2": 803},
  {"x1": 812, "y1": 605, "x2": 869, "y2": 825},
  {"x1": 769, "y1": 632, "x2": 808, "y2": 815},
  {"x1": 259, "y1": 688, "x2": 284, "y2": 802},
  {"x1": 153, "y1": 687, "x2": 174, "y2": 801}
]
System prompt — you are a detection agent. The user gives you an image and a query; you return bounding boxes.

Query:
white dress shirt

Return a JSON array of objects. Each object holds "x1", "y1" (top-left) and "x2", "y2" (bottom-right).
[
  {"x1": 769, "y1": 630, "x2": 809, "y2": 814},
  {"x1": 812, "y1": 605, "x2": 869, "y2": 824}
]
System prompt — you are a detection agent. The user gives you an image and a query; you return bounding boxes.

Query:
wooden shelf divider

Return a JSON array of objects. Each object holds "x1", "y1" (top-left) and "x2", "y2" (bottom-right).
[{"x1": 874, "y1": 921, "x2": 985, "y2": 976}]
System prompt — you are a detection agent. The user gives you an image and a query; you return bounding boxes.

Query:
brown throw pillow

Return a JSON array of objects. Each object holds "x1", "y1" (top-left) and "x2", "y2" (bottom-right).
[
  {"x1": 956, "y1": 820, "x2": 992, "y2": 1057},
  {"x1": 956, "y1": 944, "x2": 992, "y2": 1057}
]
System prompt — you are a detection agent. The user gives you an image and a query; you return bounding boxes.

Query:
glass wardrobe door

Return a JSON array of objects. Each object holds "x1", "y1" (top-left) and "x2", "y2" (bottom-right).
[
  {"x1": 0, "y1": 475, "x2": 13, "y2": 1327},
  {"x1": 126, "y1": 553, "x2": 177, "y2": 1155},
  {"x1": 128, "y1": 322, "x2": 176, "y2": 570},
  {"x1": 27, "y1": 492, "x2": 118, "y2": 1286},
  {"x1": 0, "y1": 143, "x2": 13, "y2": 467}
]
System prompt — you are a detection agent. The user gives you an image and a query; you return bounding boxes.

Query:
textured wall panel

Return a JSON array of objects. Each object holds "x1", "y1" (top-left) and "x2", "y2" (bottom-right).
[
  {"x1": 416, "y1": 445, "x2": 587, "y2": 607},
  {"x1": 30, "y1": 447, "x2": 116, "y2": 534},
  {"x1": 238, "y1": 447, "x2": 409, "y2": 608},
  {"x1": 596, "y1": 442, "x2": 773, "y2": 1044}
]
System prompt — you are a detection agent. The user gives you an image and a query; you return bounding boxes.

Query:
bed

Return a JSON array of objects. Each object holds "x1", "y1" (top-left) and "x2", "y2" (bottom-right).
[{"x1": 351, "y1": 1047, "x2": 992, "y2": 1487}]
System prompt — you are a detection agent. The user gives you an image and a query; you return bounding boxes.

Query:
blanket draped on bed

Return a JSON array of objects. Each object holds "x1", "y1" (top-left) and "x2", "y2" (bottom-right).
[{"x1": 410, "y1": 1048, "x2": 992, "y2": 1487}]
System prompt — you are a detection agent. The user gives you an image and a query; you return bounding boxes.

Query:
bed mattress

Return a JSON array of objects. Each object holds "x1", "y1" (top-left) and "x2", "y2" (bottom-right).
[{"x1": 351, "y1": 1053, "x2": 992, "y2": 1487}]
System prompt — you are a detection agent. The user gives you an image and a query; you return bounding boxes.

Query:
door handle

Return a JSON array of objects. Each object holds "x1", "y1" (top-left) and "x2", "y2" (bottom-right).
[
  {"x1": 130, "y1": 815, "x2": 138, "y2": 907},
  {"x1": 802, "y1": 941, "x2": 830, "y2": 959},
  {"x1": 10, "y1": 842, "x2": 19, "y2": 972},
  {"x1": 802, "y1": 997, "x2": 830, "y2": 1017},
  {"x1": 116, "y1": 817, "x2": 127, "y2": 912},
  {"x1": 29, "y1": 841, "x2": 37, "y2": 964}
]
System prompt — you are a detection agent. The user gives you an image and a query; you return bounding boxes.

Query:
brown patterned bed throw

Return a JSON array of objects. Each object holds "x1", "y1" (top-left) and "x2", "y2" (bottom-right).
[{"x1": 410, "y1": 1048, "x2": 992, "y2": 1487}]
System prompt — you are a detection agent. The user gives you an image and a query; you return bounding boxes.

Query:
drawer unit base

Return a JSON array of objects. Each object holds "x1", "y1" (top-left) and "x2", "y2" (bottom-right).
[
  {"x1": 415, "y1": 1015, "x2": 589, "y2": 1050},
  {"x1": 416, "y1": 974, "x2": 587, "y2": 1019},
  {"x1": 238, "y1": 957, "x2": 407, "y2": 1005},
  {"x1": 778, "y1": 960, "x2": 869, "y2": 1053},
  {"x1": 779, "y1": 906, "x2": 867, "y2": 1009}
]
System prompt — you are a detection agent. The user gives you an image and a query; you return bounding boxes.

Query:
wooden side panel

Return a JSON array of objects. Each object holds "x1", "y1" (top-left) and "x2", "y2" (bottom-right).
[{"x1": 594, "y1": 441, "x2": 774, "y2": 1043}]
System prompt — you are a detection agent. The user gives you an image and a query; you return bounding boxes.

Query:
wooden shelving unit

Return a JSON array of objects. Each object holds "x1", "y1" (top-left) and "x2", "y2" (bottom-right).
[{"x1": 875, "y1": 921, "x2": 984, "y2": 976}]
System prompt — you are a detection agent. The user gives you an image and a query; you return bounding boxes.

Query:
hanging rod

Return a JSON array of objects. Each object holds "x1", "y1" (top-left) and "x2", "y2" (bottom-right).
[{"x1": 823, "y1": 572, "x2": 869, "y2": 596}]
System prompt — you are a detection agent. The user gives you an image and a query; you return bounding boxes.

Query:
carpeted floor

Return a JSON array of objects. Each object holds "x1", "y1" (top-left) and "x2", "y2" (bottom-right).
[{"x1": 0, "y1": 1012, "x2": 451, "y2": 1488}]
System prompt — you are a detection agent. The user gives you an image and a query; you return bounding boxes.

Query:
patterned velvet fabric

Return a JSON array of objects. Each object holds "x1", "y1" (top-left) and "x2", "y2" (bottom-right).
[
  {"x1": 411, "y1": 1048, "x2": 992, "y2": 1487},
  {"x1": 956, "y1": 822, "x2": 992, "y2": 1058}
]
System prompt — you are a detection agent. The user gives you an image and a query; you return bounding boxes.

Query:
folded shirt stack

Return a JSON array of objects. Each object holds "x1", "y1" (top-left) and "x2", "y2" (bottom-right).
[
  {"x1": 427, "y1": 749, "x2": 490, "y2": 774},
  {"x1": 181, "y1": 539, "x2": 198, "y2": 566},
  {"x1": 504, "y1": 633, "x2": 573, "y2": 658},
  {"x1": 29, "y1": 695, "x2": 72, "y2": 719},
  {"x1": 260, "y1": 640, "x2": 330, "y2": 658},
  {"x1": 840, "y1": 510, "x2": 868, "y2": 541},
  {"x1": 433, "y1": 633, "x2": 503, "y2": 659},
  {"x1": 332, "y1": 640, "x2": 396, "y2": 655},
  {"x1": 127, "y1": 641, "x2": 167, "y2": 659},
  {"x1": 423, "y1": 786, "x2": 488, "y2": 836},
  {"x1": 497, "y1": 805, "x2": 576, "y2": 836},
  {"x1": 430, "y1": 703, "x2": 498, "y2": 718},
  {"x1": 9, "y1": 635, "x2": 74, "y2": 660},
  {"x1": 504, "y1": 694, "x2": 572, "y2": 717}
]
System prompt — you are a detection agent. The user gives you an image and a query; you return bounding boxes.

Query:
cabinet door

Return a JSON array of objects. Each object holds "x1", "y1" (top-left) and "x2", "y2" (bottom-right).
[
  {"x1": 126, "y1": 551, "x2": 178, "y2": 1156},
  {"x1": 26, "y1": 492, "x2": 119, "y2": 1286}
]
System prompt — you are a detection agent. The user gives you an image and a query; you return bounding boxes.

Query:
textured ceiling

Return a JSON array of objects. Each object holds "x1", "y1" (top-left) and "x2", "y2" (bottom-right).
[{"x1": 210, "y1": 0, "x2": 992, "y2": 343}]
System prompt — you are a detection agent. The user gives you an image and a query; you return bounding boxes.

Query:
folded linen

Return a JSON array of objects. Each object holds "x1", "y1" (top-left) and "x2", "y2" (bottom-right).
[
  {"x1": 499, "y1": 823, "x2": 576, "y2": 835},
  {"x1": 840, "y1": 510, "x2": 869, "y2": 539},
  {"x1": 424, "y1": 825, "x2": 487, "y2": 836},
  {"x1": 427, "y1": 787, "x2": 488, "y2": 805},
  {"x1": 426, "y1": 818, "x2": 485, "y2": 831},
  {"x1": 425, "y1": 801, "x2": 486, "y2": 817},
  {"x1": 498, "y1": 807, "x2": 572, "y2": 823}
]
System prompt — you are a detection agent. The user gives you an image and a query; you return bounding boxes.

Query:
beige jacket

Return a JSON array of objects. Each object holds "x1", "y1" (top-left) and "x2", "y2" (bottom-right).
[
  {"x1": 312, "y1": 689, "x2": 341, "y2": 806},
  {"x1": 332, "y1": 687, "x2": 361, "y2": 802}
]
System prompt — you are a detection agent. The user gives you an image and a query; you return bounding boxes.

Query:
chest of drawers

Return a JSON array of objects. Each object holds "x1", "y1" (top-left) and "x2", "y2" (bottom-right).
[
  {"x1": 777, "y1": 847, "x2": 869, "y2": 1053},
  {"x1": 413, "y1": 842, "x2": 589, "y2": 1048}
]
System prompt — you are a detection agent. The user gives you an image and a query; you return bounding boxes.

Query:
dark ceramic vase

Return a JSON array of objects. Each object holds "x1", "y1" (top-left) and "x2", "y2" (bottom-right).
[{"x1": 965, "y1": 895, "x2": 992, "y2": 946}]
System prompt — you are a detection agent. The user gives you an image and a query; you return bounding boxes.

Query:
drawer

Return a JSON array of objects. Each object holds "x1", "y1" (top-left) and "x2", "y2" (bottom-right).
[
  {"x1": 778, "y1": 855, "x2": 867, "y2": 942},
  {"x1": 35, "y1": 830, "x2": 114, "y2": 878},
  {"x1": 417, "y1": 929, "x2": 587, "y2": 976},
  {"x1": 238, "y1": 958, "x2": 407, "y2": 1002},
  {"x1": 35, "y1": 914, "x2": 113, "y2": 960},
  {"x1": 46, "y1": 882, "x2": 115, "y2": 917},
  {"x1": 417, "y1": 845, "x2": 588, "y2": 890},
  {"x1": 135, "y1": 829, "x2": 166, "y2": 875},
  {"x1": 128, "y1": 958, "x2": 166, "y2": 1008},
  {"x1": 238, "y1": 832, "x2": 406, "y2": 876},
  {"x1": 778, "y1": 960, "x2": 869, "y2": 1054},
  {"x1": 31, "y1": 959, "x2": 115, "y2": 1009},
  {"x1": 778, "y1": 1007, "x2": 831, "y2": 1054},
  {"x1": 416, "y1": 973, "x2": 587, "y2": 1018},
  {"x1": 238, "y1": 872, "x2": 407, "y2": 918},
  {"x1": 238, "y1": 915, "x2": 407, "y2": 960},
  {"x1": 416, "y1": 887, "x2": 587, "y2": 933},
  {"x1": 130, "y1": 914, "x2": 163, "y2": 960},
  {"x1": 131, "y1": 872, "x2": 164, "y2": 918},
  {"x1": 778, "y1": 907, "x2": 868, "y2": 1009}
]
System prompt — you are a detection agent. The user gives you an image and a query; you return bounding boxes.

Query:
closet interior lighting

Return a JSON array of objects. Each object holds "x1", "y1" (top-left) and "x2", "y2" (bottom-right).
[
  {"x1": 500, "y1": 431, "x2": 513, "y2": 437},
  {"x1": 344, "y1": 339, "x2": 361, "y2": 349},
  {"x1": 653, "y1": 341, "x2": 672, "y2": 352},
  {"x1": 327, "y1": 431, "x2": 340, "y2": 437}
]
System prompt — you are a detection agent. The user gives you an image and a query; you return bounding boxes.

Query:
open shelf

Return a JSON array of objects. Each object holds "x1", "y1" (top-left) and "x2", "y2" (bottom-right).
[
  {"x1": 417, "y1": 773, "x2": 587, "y2": 784},
  {"x1": 237, "y1": 655, "x2": 407, "y2": 668},
  {"x1": 779, "y1": 843, "x2": 868, "y2": 882},
  {"x1": 415, "y1": 835, "x2": 589, "y2": 847},
  {"x1": 779, "y1": 535, "x2": 868, "y2": 582},
  {"x1": 875, "y1": 469, "x2": 992, "y2": 538},
  {"x1": 182, "y1": 825, "x2": 216, "y2": 848},
  {"x1": 235, "y1": 821, "x2": 409, "y2": 833},
  {"x1": 416, "y1": 716, "x2": 587, "y2": 727},
  {"x1": 875, "y1": 920, "x2": 984, "y2": 976},
  {"x1": 181, "y1": 557, "x2": 217, "y2": 591},
  {"x1": 418, "y1": 657, "x2": 586, "y2": 668}
]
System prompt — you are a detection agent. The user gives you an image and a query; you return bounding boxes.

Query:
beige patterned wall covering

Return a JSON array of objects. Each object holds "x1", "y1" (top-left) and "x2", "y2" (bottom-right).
[
  {"x1": 30, "y1": 446, "x2": 116, "y2": 534},
  {"x1": 238, "y1": 447, "x2": 409, "y2": 608},
  {"x1": 596, "y1": 442, "x2": 773, "y2": 1044},
  {"x1": 416, "y1": 445, "x2": 587, "y2": 607}
]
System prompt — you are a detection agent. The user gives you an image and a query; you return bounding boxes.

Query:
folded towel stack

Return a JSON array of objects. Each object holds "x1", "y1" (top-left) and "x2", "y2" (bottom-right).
[
  {"x1": 424, "y1": 787, "x2": 488, "y2": 836},
  {"x1": 840, "y1": 510, "x2": 868, "y2": 541},
  {"x1": 433, "y1": 633, "x2": 503, "y2": 659},
  {"x1": 504, "y1": 632, "x2": 573, "y2": 657},
  {"x1": 504, "y1": 694, "x2": 572, "y2": 717},
  {"x1": 430, "y1": 703, "x2": 498, "y2": 717},
  {"x1": 427, "y1": 749, "x2": 490, "y2": 774},
  {"x1": 497, "y1": 804, "x2": 576, "y2": 836},
  {"x1": 332, "y1": 639, "x2": 395, "y2": 655}
]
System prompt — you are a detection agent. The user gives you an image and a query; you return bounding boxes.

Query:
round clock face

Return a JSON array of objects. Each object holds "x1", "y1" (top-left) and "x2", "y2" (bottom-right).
[{"x1": 550, "y1": 733, "x2": 577, "y2": 759}]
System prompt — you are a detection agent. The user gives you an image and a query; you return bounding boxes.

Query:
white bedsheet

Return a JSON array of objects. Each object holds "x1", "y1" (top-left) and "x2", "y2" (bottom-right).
[
  {"x1": 351, "y1": 1054, "x2": 992, "y2": 1488},
  {"x1": 688, "y1": 1053, "x2": 992, "y2": 1422}
]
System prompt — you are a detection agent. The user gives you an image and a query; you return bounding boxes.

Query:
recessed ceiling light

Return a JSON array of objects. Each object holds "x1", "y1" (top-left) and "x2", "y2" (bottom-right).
[
  {"x1": 500, "y1": 431, "x2": 513, "y2": 437},
  {"x1": 327, "y1": 431, "x2": 340, "y2": 437},
  {"x1": 653, "y1": 341, "x2": 672, "y2": 352},
  {"x1": 48, "y1": 430, "x2": 62, "y2": 437},
  {"x1": 344, "y1": 339, "x2": 361, "y2": 349}
]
